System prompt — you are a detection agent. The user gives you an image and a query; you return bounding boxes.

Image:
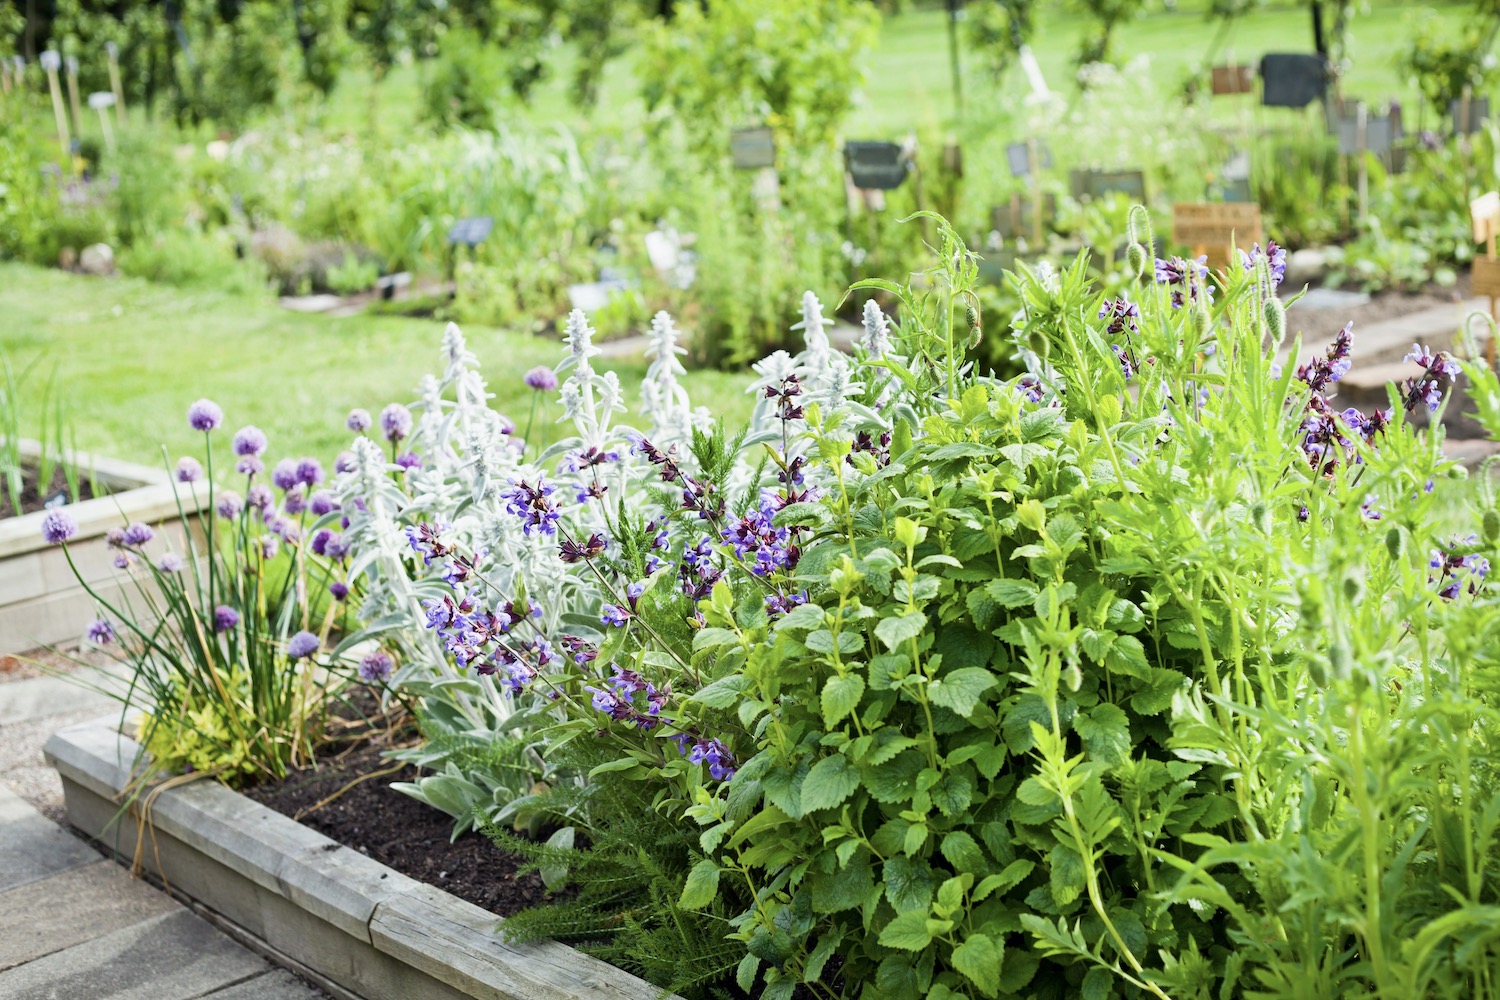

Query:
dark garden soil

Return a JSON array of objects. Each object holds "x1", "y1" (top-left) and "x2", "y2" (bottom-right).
[
  {"x1": 0, "y1": 466, "x2": 100, "y2": 520},
  {"x1": 244, "y1": 701, "x2": 553, "y2": 918}
]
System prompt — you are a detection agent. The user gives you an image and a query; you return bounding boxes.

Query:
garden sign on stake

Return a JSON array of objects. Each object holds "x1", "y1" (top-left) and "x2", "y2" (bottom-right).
[
  {"x1": 1471, "y1": 191, "x2": 1500, "y2": 366},
  {"x1": 39, "y1": 51, "x2": 70, "y2": 167},
  {"x1": 1333, "y1": 101, "x2": 1393, "y2": 225},
  {"x1": 731, "y1": 126, "x2": 780, "y2": 213},
  {"x1": 1172, "y1": 202, "x2": 1264, "y2": 270},
  {"x1": 105, "y1": 42, "x2": 126, "y2": 124},
  {"x1": 1007, "y1": 139, "x2": 1052, "y2": 246}
]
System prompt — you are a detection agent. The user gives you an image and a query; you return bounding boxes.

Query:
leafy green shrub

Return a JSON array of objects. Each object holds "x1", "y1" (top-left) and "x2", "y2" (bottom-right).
[
  {"x1": 422, "y1": 25, "x2": 509, "y2": 128},
  {"x1": 119, "y1": 230, "x2": 267, "y2": 294}
]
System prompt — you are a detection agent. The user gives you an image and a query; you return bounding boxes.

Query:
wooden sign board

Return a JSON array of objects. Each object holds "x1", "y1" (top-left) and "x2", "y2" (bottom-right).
[
  {"x1": 1210, "y1": 65, "x2": 1255, "y2": 96},
  {"x1": 1071, "y1": 169, "x2": 1146, "y2": 201},
  {"x1": 844, "y1": 141, "x2": 909, "y2": 191},
  {"x1": 1006, "y1": 141, "x2": 1052, "y2": 177},
  {"x1": 1471, "y1": 192, "x2": 1500, "y2": 244},
  {"x1": 1172, "y1": 202, "x2": 1264, "y2": 268},
  {"x1": 730, "y1": 126, "x2": 775, "y2": 170},
  {"x1": 1474, "y1": 256, "x2": 1500, "y2": 298}
]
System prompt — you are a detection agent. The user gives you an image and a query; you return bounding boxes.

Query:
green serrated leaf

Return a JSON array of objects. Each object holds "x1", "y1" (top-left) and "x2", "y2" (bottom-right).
[
  {"x1": 927, "y1": 667, "x2": 997, "y2": 716},
  {"x1": 952, "y1": 933, "x2": 1003, "y2": 997},
  {"x1": 875, "y1": 610, "x2": 929, "y2": 650},
  {"x1": 877, "y1": 910, "x2": 936, "y2": 951},
  {"x1": 801, "y1": 754, "x2": 860, "y2": 812},
  {"x1": 822, "y1": 673, "x2": 866, "y2": 728},
  {"x1": 679, "y1": 858, "x2": 720, "y2": 910}
]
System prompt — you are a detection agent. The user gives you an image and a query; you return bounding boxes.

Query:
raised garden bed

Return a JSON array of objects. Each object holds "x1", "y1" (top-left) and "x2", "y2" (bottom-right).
[
  {"x1": 44, "y1": 715, "x2": 671, "y2": 1000},
  {"x1": 0, "y1": 442, "x2": 208, "y2": 655}
]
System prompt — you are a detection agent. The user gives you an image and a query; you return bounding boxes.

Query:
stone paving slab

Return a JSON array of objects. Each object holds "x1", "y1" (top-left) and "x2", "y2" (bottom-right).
[
  {"x1": 0, "y1": 664, "x2": 133, "y2": 727},
  {"x1": 0, "y1": 859, "x2": 177, "y2": 970},
  {"x1": 0, "y1": 785, "x2": 99, "y2": 891},
  {"x1": 203, "y1": 969, "x2": 327, "y2": 999},
  {"x1": 1283, "y1": 297, "x2": 1485, "y2": 370},
  {"x1": 0, "y1": 908, "x2": 271, "y2": 1000}
]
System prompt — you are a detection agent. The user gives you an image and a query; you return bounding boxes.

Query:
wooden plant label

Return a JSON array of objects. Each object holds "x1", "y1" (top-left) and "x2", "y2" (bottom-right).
[
  {"x1": 1471, "y1": 191, "x2": 1500, "y2": 245},
  {"x1": 1474, "y1": 256, "x2": 1500, "y2": 299},
  {"x1": 1172, "y1": 202, "x2": 1263, "y2": 268}
]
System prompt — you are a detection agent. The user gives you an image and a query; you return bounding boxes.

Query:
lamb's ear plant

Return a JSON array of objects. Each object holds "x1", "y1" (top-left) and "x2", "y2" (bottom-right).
[{"x1": 40, "y1": 398, "x2": 376, "y2": 787}]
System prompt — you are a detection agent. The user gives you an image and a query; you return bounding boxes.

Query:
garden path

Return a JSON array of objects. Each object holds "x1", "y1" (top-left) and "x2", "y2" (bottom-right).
[{"x1": 0, "y1": 662, "x2": 326, "y2": 999}]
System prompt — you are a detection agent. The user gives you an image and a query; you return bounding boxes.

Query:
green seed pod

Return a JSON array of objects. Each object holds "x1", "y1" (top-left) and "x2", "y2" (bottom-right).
[
  {"x1": 1192, "y1": 301, "x2": 1213, "y2": 338},
  {"x1": 1329, "y1": 639, "x2": 1353, "y2": 681},
  {"x1": 965, "y1": 303, "x2": 982, "y2": 349},
  {"x1": 1125, "y1": 241, "x2": 1149, "y2": 280},
  {"x1": 1342, "y1": 571, "x2": 1364, "y2": 603},
  {"x1": 1250, "y1": 501, "x2": 1270, "y2": 535},
  {"x1": 1484, "y1": 509, "x2": 1500, "y2": 544},
  {"x1": 1263, "y1": 296, "x2": 1286, "y2": 345},
  {"x1": 1308, "y1": 655, "x2": 1330, "y2": 688},
  {"x1": 1026, "y1": 328, "x2": 1051, "y2": 359},
  {"x1": 1385, "y1": 525, "x2": 1405, "y2": 561}
]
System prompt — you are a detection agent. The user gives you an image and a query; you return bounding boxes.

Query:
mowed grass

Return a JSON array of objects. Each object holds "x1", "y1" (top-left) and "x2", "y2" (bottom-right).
[
  {"x1": 0, "y1": 263, "x2": 754, "y2": 466},
  {"x1": 318, "y1": 0, "x2": 1473, "y2": 138}
]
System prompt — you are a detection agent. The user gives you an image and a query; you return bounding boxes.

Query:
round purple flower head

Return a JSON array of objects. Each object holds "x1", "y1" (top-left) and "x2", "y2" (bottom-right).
[
  {"x1": 283, "y1": 487, "x2": 307, "y2": 516},
  {"x1": 296, "y1": 458, "x2": 324, "y2": 487},
  {"x1": 329, "y1": 581, "x2": 349, "y2": 602},
  {"x1": 187, "y1": 399, "x2": 223, "y2": 432},
  {"x1": 41, "y1": 509, "x2": 78, "y2": 545},
  {"x1": 246, "y1": 485, "x2": 273, "y2": 510},
  {"x1": 335, "y1": 451, "x2": 357, "y2": 474},
  {"x1": 85, "y1": 618, "x2": 115, "y2": 644},
  {"x1": 285, "y1": 630, "x2": 319, "y2": 660},
  {"x1": 395, "y1": 451, "x2": 422, "y2": 471},
  {"x1": 216, "y1": 492, "x2": 244, "y2": 520},
  {"x1": 271, "y1": 459, "x2": 299, "y2": 492},
  {"x1": 157, "y1": 553, "x2": 185, "y2": 574},
  {"x1": 236, "y1": 456, "x2": 264, "y2": 477},
  {"x1": 308, "y1": 491, "x2": 338, "y2": 516},
  {"x1": 122, "y1": 522, "x2": 154, "y2": 546},
  {"x1": 346, "y1": 409, "x2": 372, "y2": 433},
  {"x1": 175, "y1": 457, "x2": 203, "y2": 483},
  {"x1": 380, "y1": 403, "x2": 412, "y2": 444},
  {"x1": 213, "y1": 605, "x2": 240, "y2": 633},
  {"x1": 358, "y1": 650, "x2": 394, "y2": 683},
  {"x1": 232, "y1": 426, "x2": 267, "y2": 457},
  {"x1": 524, "y1": 366, "x2": 558, "y2": 392},
  {"x1": 258, "y1": 534, "x2": 279, "y2": 559}
]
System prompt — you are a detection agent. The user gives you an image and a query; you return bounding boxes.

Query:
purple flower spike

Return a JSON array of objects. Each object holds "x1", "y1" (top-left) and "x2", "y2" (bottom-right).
[
  {"x1": 346, "y1": 409, "x2": 372, "y2": 433},
  {"x1": 285, "y1": 630, "x2": 319, "y2": 660},
  {"x1": 176, "y1": 457, "x2": 204, "y2": 483},
  {"x1": 214, "y1": 605, "x2": 240, "y2": 632},
  {"x1": 358, "y1": 650, "x2": 394, "y2": 683},
  {"x1": 187, "y1": 399, "x2": 223, "y2": 432},
  {"x1": 41, "y1": 510, "x2": 78, "y2": 545},
  {"x1": 524, "y1": 366, "x2": 558, "y2": 392},
  {"x1": 380, "y1": 403, "x2": 412, "y2": 444},
  {"x1": 232, "y1": 426, "x2": 267, "y2": 457},
  {"x1": 85, "y1": 618, "x2": 115, "y2": 644}
]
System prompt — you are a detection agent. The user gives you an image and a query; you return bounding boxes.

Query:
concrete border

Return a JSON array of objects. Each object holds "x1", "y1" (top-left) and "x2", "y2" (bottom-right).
[
  {"x1": 0, "y1": 441, "x2": 210, "y2": 653},
  {"x1": 44, "y1": 716, "x2": 673, "y2": 1000}
]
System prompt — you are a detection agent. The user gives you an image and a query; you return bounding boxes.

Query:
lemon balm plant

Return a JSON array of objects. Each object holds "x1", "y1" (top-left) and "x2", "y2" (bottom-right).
[{"x1": 41, "y1": 399, "x2": 366, "y2": 785}]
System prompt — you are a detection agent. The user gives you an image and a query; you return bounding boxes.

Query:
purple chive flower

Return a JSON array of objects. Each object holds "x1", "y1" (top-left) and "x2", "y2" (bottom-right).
[
  {"x1": 271, "y1": 459, "x2": 299, "y2": 491},
  {"x1": 346, "y1": 409, "x2": 372, "y2": 433},
  {"x1": 187, "y1": 398, "x2": 223, "y2": 432},
  {"x1": 232, "y1": 426, "x2": 267, "y2": 457},
  {"x1": 175, "y1": 457, "x2": 204, "y2": 483},
  {"x1": 247, "y1": 485, "x2": 273, "y2": 510},
  {"x1": 282, "y1": 487, "x2": 308, "y2": 516},
  {"x1": 258, "y1": 534, "x2": 279, "y2": 559},
  {"x1": 85, "y1": 618, "x2": 115, "y2": 644},
  {"x1": 236, "y1": 456, "x2": 264, "y2": 477},
  {"x1": 157, "y1": 553, "x2": 185, "y2": 573},
  {"x1": 308, "y1": 491, "x2": 338, "y2": 516},
  {"x1": 286, "y1": 630, "x2": 319, "y2": 660},
  {"x1": 295, "y1": 458, "x2": 324, "y2": 487},
  {"x1": 214, "y1": 605, "x2": 241, "y2": 632},
  {"x1": 329, "y1": 581, "x2": 349, "y2": 601},
  {"x1": 525, "y1": 366, "x2": 558, "y2": 392},
  {"x1": 122, "y1": 522, "x2": 154, "y2": 546},
  {"x1": 41, "y1": 510, "x2": 78, "y2": 545},
  {"x1": 358, "y1": 650, "x2": 394, "y2": 683},
  {"x1": 395, "y1": 451, "x2": 422, "y2": 471},
  {"x1": 380, "y1": 403, "x2": 412, "y2": 443},
  {"x1": 334, "y1": 451, "x2": 357, "y2": 474},
  {"x1": 217, "y1": 492, "x2": 244, "y2": 520},
  {"x1": 112, "y1": 553, "x2": 130, "y2": 570}
]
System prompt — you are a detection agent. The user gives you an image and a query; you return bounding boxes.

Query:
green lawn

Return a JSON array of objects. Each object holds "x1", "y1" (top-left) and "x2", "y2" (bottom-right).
[
  {"x1": 0, "y1": 264, "x2": 753, "y2": 466},
  {"x1": 318, "y1": 0, "x2": 1473, "y2": 138}
]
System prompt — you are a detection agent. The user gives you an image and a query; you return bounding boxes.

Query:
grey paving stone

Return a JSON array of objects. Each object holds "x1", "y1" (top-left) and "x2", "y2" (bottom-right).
[
  {"x1": 0, "y1": 666, "x2": 131, "y2": 726},
  {"x1": 0, "y1": 785, "x2": 100, "y2": 891},
  {"x1": 201, "y1": 968, "x2": 322, "y2": 999},
  {"x1": 0, "y1": 859, "x2": 176, "y2": 970},
  {"x1": 0, "y1": 908, "x2": 269, "y2": 1000}
]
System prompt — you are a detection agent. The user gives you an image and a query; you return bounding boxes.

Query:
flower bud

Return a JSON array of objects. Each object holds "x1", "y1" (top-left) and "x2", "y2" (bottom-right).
[
  {"x1": 965, "y1": 303, "x2": 982, "y2": 350},
  {"x1": 1484, "y1": 509, "x2": 1500, "y2": 544},
  {"x1": 1329, "y1": 638, "x2": 1353, "y2": 681},
  {"x1": 1250, "y1": 501, "x2": 1270, "y2": 535},
  {"x1": 1192, "y1": 301, "x2": 1213, "y2": 338},
  {"x1": 1125, "y1": 241, "x2": 1149, "y2": 280},
  {"x1": 1342, "y1": 571, "x2": 1364, "y2": 603},
  {"x1": 1026, "y1": 328, "x2": 1050, "y2": 359},
  {"x1": 1263, "y1": 296, "x2": 1286, "y2": 345},
  {"x1": 1385, "y1": 526, "x2": 1405, "y2": 561}
]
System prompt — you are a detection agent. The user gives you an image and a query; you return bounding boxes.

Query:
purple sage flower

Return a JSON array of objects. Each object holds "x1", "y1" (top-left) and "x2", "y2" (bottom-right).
[
  {"x1": 41, "y1": 510, "x2": 78, "y2": 545},
  {"x1": 214, "y1": 605, "x2": 241, "y2": 632},
  {"x1": 175, "y1": 457, "x2": 204, "y2": 483},
  {"x1": 380, "y1": 403, "x2": 412, "y2": 443},
  {"x1": 232, "y1": 426, "x2": 267, "y2": 457},
  {"x1": 358, "y1": 650, "x2": 394, "y2": 683},
  {"x1": 85, "y1": 618, "x2": 115, "y2": 644},
  {"x1": 285, "y1": 630, "x2": 319, "y2": 660},
  {"x1": 524, "y1": 366, "x2": 558, "y2": 392},
  {"x1": 187, "y1": 399, "x2": 223, "y2": 432},
  {"x1": 346, "y1": 409, "x2": 372, "y2": 433}
]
